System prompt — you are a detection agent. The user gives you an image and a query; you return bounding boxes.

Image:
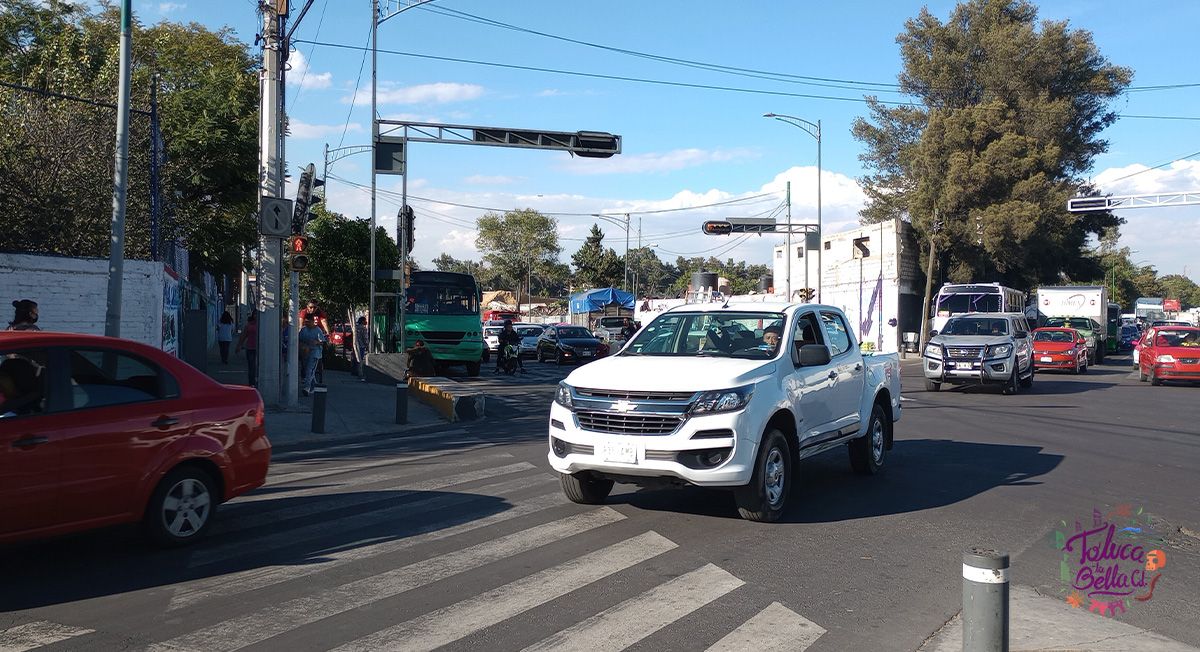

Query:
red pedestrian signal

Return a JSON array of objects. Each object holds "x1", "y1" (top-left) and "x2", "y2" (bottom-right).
[
  {"x1": 289, "y1": 235, "x2": 310, "y2": 271},
  {"x1": 702, "y1": 221, "x2": 732, "y2": 235}
]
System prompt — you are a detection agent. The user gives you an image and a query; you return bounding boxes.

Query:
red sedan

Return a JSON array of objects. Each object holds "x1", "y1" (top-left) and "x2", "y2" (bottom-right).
[
  {"x1": 1139, "y1": 326, "x2": 1200, "y2": 386},
  {"x1": 0, "y1": 331, "x2": 271, "y2": 546},
  {"x1": 1031, "y1": 327, "x2": 1089, "y2": 374}
]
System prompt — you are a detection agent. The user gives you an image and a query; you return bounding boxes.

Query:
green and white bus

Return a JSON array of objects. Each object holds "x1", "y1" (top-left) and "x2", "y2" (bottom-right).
[{"x1": 403, "y1": 271, "x2": 486, "y2": 376}]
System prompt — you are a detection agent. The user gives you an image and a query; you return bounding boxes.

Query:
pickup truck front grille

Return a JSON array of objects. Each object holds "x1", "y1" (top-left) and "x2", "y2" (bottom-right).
[
  {"x1": 946, "y1": 346, "x2": 983, "y2": 359},
  {"x1": 574, "y1": 388, "x2": 695, "y2": 402},
  {"x1": 575, "y1": 411, "x2": 683, "y2": 435}
]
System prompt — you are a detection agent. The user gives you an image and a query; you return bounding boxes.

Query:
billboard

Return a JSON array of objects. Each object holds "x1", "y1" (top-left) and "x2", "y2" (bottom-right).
[{"x1": 1164, "y1": 298, "x2": 1181, "y2": 312}]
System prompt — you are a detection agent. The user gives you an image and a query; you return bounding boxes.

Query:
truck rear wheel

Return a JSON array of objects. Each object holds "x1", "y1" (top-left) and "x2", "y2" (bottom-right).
[
  {"x1": 849, "y1": 403, "x2": 888, "y2": 475},
  {"x1": 560, "y1": 472, "x2": 613, "y2": 504},
  {"x1": 734, "y1": 429, "x2": 792, "y2": 522}
]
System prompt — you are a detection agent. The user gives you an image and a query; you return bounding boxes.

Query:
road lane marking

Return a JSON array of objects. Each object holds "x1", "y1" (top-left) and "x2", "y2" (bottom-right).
[
  {"x1": 706, "y1": 602, "x2": 826, "y2": 651},
  {"x1": 521, "y1": 563, "x2": 744, "y2": 652},
  {"x1": 216, "y1": 461, "x2": 535, "y2": 532},
  {"x1": 169, "y1": 489, "x2": 566, "y2": 611},
  {"x1": 0, "y1": 621, "x2": 95, "y2": 651},
  {"x1": 186, "y1": 473, "x2": 551, "y2": 569},
  {"x1": 151, "y1": 508, "x2": 626, "y2": 652},
  {"x1": 329, "y1": 531, "x2": 679, "y2": 652}
]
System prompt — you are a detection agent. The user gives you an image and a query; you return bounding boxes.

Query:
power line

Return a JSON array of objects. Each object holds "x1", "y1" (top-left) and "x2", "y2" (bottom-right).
[
  {"x1": 335, "y1": 25, "x2": 373, "y2": 149},
  {"x1": 1097, "y1": 148, "x2": 1200, "y2": 185}
]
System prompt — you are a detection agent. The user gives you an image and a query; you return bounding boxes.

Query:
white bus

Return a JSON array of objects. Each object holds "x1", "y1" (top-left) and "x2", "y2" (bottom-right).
[{"x1": 930, "y1": 283, "x2": 1027, "y2": 334}]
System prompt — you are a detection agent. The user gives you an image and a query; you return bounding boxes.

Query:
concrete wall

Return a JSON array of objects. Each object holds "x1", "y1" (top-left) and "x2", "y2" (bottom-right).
[{"x1": 0, "y1": 253, "x2": 164, "y2": 347}]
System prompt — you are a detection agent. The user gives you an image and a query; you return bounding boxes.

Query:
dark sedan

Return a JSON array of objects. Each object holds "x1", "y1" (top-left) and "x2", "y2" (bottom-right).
[{"x1": 535, "y1": 325, "x2": 603, "y2": 365}]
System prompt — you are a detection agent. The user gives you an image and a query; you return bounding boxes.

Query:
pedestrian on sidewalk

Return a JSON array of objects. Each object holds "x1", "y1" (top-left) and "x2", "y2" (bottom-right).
[
  {"x1": 353, "y1": 315, "x2": 369, "y2": 379},
  {"x1": 235, "y1": 313, "x2": 259, "y2": 387},
  {"x1": 7, "y1": 299, "x2": 40, "y2": 331},
  {"x1": 217, "y1": 311, "x2": 235, "y2": 364},
  {"x1": 299, "y1": 315, "x2": 327, "y2": 396}
]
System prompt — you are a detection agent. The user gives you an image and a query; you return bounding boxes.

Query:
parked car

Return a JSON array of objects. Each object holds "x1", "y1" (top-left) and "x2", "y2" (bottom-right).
[
  {"x1": 1031, "y1": 327, "x2": 1089, "y2": 374},
  {"x1": 1138, "y1": 326, "x2": 1200, "y2": 386},
  {"x1": 547, "y1": 303, "x2": 901, "y2": 522},
  {"x1": 516, "y1": 325, "x2": 544, "y2": 358},
  {"x1": 536, "y1": 325, "x2": 603, "y2": 365},
  {"x1": 329, "y1": 323, "x2": 352, "y2": 350},
  {"x1": 0, "y1": 331, "x2": 272, "y2": 546},
  {"x1": 923, "y1": 312, "x2": 1035, "y2": 394}
]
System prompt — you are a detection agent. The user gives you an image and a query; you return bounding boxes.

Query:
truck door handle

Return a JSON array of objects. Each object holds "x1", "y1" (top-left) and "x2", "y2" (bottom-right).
[
  {"x1": 152, "y1": 416, "x2": 179, "y2": 428},
  {"x1": 12, "y1": 436, "x2": 49, "y2": 448},
  {"x1": 828, "y1": 370, "x2": 838, "y2": 380},
  {"x1": 854, "y1": 363, "x2": 863, "y2": 372}
]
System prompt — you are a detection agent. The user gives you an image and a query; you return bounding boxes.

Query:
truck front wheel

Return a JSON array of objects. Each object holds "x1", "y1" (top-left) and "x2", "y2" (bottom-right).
[
  {"x1": 734, "y1": 429, "x2": 792, "y2": 522},
  {"x1": 849, "y1": 403, "x2": 888, "y2": 475},
  {"x1": 560, "y1": 472, "x2": 613, "y2": 504},
  {"x1": 924, "y1": 379, "x2": 941, "y2": 392}
]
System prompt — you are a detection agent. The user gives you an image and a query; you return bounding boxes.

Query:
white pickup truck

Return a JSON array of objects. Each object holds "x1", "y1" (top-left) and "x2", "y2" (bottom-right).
[{"x1": 547, "y1": 302, "x2": 902, "y2": 522}]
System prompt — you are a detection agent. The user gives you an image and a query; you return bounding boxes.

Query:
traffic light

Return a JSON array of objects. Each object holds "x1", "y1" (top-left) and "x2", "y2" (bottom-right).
[
  {"x1": 399, "y1": 205, "x2": 415, "y2": 254},
  {"x1": 292, "y1": 163, "x2": 325, "y2": 233},
  {"x1": 797, "y1": 288, "x2": 816, "y2": 302},
  {"x1": 702, "y1": 221, "x2": 733, "y2": 235},
  {"x1": 289, "y1": 235, "x2": 310, "y2": 272}
]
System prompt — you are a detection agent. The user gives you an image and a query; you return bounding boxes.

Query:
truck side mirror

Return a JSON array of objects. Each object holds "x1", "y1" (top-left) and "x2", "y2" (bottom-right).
[
  {"x1": 798, "y1": 344, "x2": 832, "y2": 367},
  {"x1": 929, "y1": 330, "x2": 939, "y2": 337}
]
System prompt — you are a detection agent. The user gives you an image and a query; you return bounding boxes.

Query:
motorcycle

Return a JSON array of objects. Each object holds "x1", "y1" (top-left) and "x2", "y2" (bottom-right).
[{"x1": 499, "y1": 343, "x2": 520, "y2": 375}]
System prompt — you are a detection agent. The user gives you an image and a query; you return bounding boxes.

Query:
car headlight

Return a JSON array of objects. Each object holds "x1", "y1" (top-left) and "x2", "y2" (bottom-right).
[
  {"x1": 691, "y1": 385, "x2": 753, "y2": 415},
  {"x1": 924, "y1": 343, "x2": 943, "y2": 358},
  {"x1": 554, "y1": 383, "x2": 574, "y2": 409},
  {"x1": 1156, "y1": 354, "x2": 1176, "y2": 363},
  {"x1": 986, "y1": 344, "x2": 1013, "y2": 358}
]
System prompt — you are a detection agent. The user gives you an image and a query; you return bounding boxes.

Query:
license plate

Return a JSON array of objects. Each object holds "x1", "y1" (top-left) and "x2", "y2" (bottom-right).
[
  {"x1": 580, "y1": 350, "x2": 593, "y2": 357},
  {"x1": 600, "y1": 440, "x2": 637, "y2": 464},
  {"x1": 1040, "y1": 356, "x2": 1053, "y2": 363}
]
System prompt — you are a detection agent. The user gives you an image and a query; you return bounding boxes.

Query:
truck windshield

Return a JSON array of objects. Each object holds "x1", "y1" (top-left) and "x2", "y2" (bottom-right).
[
  {"x1": 1045, "y1": 317, "x2": 1096, "y2": 332},
  {"x1": 941, "y1": 317, "x2": 1009, "y2": 336},
  {"x1": 623, "y1": 312, "x2": 786, "y2": 358}
]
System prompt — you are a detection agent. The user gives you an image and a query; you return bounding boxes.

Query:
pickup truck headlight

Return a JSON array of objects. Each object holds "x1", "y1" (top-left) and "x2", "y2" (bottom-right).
[
  {"x1": 924, "y1": 343, "x2": 943, "y2": 358},
  {"x1": 1156, "y1": 354, "x2": 1176, "y2": 363},
  {"x1": 691, "y1": 385, "x2": 753, "y2": 414},
  {"x1": 986, "y1": 343, "x2": 1013, "y2": 359},
  {"x1": 554, "y1": 382, "x2": 574, "y2": 409}
]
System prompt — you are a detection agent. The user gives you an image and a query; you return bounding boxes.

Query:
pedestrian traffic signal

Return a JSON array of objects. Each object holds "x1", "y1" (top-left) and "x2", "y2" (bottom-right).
[
  {"x1": 289, "y1": 235, "x2": 310, "y2": 271},
  {"x1": 292, "y1": 163, "x2": 324, "y2": 233},
  {"x1": 702, "y1": 221, "x2": 733, "y2": 235}
]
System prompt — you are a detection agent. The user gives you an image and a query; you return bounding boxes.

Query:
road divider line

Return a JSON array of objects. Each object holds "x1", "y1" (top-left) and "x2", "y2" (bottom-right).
[
  {"x1": 168, "y1": 489, "x2": 565, "y2": 611},
  {"x1": 186, "y1": 473, "x2": 551, "y2": 569},
  {"x1": 0, "y1": 621, "x2": 95, "y2": 651},
  {"x1": 706, "y1": 602, "x2": 826, "y2": 651},
  {"x1": 152, "y1": 508, "x2": 626, "y2": 652},
  {"x1": 520, "y1": 563, "x2": 744, "y2": 652},
  {"x1": 329, "y1": 531, "x2": 679, "y2": 652}
]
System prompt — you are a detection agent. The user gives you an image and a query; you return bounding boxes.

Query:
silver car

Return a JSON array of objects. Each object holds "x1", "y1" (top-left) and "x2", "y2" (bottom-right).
[
  {"x1": 923, "y1": 312, "x2": 1034, "y2": 395},
  {"x1": 516, "y1": 325, "x2": 544, "y2": 358}
]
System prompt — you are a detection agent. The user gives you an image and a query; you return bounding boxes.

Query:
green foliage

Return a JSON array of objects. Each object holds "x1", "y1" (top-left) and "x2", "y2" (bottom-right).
[
  {"x1": 1158, "y1": 275, "x2": 1200, "y2": 310},
  {"x1": 626, "y1": 246, "x2": 676, "y2": 296},
  {"x1": 474, "y1": 208, "x2": 562, "y2": 302},
  {"x1": 853, "y1": 0, "x2": 1131, "y2": 290},
  {"x1": 301, "y1": 205, "x2": 399, "y2": 319},
  {"x1": 570, "y1": 224, "x2": 624, "y2": 289},
  {"x1": 669, "y1": 257, "x2": 773, "y2": 295}
]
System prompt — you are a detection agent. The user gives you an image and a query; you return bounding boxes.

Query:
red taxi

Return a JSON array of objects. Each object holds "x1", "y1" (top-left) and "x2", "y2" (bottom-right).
[
  {"x1": 1138, "y1": 326, "x2": 1200, "y2": 386},
  {"x1": 1031, "y1": 327, "x2": 1089, "y2": 374},
  {"x1": 0, "y1": 331, "x2": 271, "y2": 546}
]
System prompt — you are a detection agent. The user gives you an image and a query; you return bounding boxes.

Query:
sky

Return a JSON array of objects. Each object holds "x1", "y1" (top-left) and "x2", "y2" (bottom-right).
[{"x1": 140, "y1": 0, "x2": 1200, "y2": 284}]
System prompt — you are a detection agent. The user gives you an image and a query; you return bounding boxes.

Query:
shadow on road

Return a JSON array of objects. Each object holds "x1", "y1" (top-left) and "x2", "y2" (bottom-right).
[
  {"x1": 0, "y1": 488, "x2": 512, "y2": 611},
  {"x1": 610, "y1": 438, "x2": 1062, "y2": 523}
]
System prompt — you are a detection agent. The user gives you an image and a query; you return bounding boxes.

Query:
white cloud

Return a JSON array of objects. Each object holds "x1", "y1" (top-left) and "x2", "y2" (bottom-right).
[
  {"x1": 287, "y1": 50, "x2": 332, "y2": 90},
  {"x1": 349, "y1": 82, "x2": 485, "y2": 106},
  {"x1": 464, "y1": 175, "x2": 521, "y2": 185},
  {"x1": 289, "y1": 120, "x2": 361, "y2": 140},
  {"x1": 561, "y1": 148, "x2": 759, "y2": 175},
  {"x1": 158, "y1": 2, "x2": 185, "y2": 14}
]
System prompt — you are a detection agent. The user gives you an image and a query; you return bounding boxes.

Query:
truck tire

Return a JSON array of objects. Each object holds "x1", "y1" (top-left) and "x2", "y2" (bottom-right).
[
  {"x1": 143, "y1": 465, "x2": 218, "y2": 547},
  {"x1": 734, "y1": 429, "x2": 792, "y2": 522},
  {"x1": 924, "y1": 379, "x2": 941, "y2": 392},
  {"x1": 560, "y1": 472, "x2": 613, "y2": 505},
  {"x1": 1001, "y1": 369, "x2": 1020, "y2": 395},
  {"x1": 849, "y1": 403, "x2": 888, "y2": 475},
  {"x1": 1019, "y1": 365, "x2": 1034, "y2": 389}
]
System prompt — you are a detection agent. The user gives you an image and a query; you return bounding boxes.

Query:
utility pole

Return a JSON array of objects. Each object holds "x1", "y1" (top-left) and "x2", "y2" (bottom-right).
[
  {"x1": 815, "y1": 119, "x2": 822, "y2": 302},
  {"x1": 623, "y1": 214, "x2": 631, "y2": 291},
  {"x1": 104, "y1": 0, "x2": 133, "y2": 338},
  {"x1": 785, "y1": 180, "x2": 792, "y2": 300},
  {"x1": 257, "y1": 1, "x2": 285, "y2": 406}
]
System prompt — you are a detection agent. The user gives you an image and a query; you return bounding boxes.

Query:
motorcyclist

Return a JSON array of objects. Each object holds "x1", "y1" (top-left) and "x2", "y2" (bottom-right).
[{"x1": 495, "y1": 319, "x2": 525, "y2": 373}]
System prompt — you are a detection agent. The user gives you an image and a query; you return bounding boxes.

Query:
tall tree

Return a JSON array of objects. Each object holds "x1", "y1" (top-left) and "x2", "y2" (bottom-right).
[
  {"x1": 301, "y1": 205, "x2": 399, "y2": 322},
  {"x1": 852, "y1": 0, "x2": 1131, "y2": 290},
  {"x1": 475, "y1": 208, "x2": 561, "y2": 302},
  {"x1": 571, "y1": 224, "x2": 624, "y2": 289}
]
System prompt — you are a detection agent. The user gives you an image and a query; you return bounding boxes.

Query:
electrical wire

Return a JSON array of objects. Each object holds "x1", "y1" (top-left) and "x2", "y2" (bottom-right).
[
  {"x1": 1096, "y1": 148, "x2": 1200, "y2": 185},
  {"x1": 336, "y1": 25, "x2": 373, "y2": 149},
  {"x1": 288, "y1": 0, "x2": 329, "y2": 111}
]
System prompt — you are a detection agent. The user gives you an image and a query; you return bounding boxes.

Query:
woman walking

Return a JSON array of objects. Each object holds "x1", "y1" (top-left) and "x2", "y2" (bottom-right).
[
  {"x1": 218, "y1": 311, "x2": 235, "y2": 364},
  {"x1": 235, "y1": 313, "x2": 259, "y2": 387},
  {"x1": 7, "y1": 300, "x2": 40, "y2": 331}
]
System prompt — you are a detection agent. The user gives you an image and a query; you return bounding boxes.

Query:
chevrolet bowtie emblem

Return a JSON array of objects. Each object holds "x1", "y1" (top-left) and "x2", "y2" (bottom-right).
[{"x1": 612, "y1": 400, "x2": 636, "y2": 413}]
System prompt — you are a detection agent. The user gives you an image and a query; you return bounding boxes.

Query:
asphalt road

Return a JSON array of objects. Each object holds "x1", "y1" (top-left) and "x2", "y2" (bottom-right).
[{"x1": 2, "y1": 352, "x2": 1198, "y2": 651}]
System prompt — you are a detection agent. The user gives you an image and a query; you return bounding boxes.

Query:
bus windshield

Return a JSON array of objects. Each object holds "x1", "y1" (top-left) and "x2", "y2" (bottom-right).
[
  {"x1": 408, "y1": 285, "x2": 478, "y2": 315},
  {"x1": 936, "y1": 292, "x2": 1002, "y2": 314}
]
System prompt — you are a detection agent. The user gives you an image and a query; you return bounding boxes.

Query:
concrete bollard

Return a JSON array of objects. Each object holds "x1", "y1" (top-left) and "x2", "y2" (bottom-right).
[
  {"x1": 395, "y1": 382, "x2": 408, "y2": 424},
  {"x1": 311, "y1": 386, "x2": 327, "y2": 434},
  {"x1": 962, "y1": 547, "x2": 1009, "y2": 652}
]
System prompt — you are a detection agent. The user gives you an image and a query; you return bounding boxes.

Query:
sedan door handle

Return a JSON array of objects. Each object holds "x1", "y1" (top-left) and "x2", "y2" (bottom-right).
[
  {"x1": 152, "y1": 416, "x2": 180, "y2": 428},
  {"x1": 12, "y1": 436, "x2": 49, "y2": 449}
]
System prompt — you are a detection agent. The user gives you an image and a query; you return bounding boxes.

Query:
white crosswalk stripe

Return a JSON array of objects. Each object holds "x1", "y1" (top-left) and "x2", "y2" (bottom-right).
[
  {"x1": 0, "y1": 621, "x2": 94, "y2": 652},
  {"x1": 707, "y1": 601, "x2": 827, "y2": 651}
]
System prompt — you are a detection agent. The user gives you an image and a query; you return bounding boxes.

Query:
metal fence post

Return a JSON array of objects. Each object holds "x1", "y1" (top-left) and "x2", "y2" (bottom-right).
[
  {"x1": 395, "y1": 381, "x2": 408, "y2": 424},
  {"x1": 962, "y1": 547, "x2": 1009, "y2": 652},
  {"x1": 311, "y1": 386, "x2": 327, "y2": 434}
]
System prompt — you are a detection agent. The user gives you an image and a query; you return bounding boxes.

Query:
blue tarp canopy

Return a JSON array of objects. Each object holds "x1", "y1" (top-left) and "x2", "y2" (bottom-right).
[{"x1": 569, "y1": 287, "x2": 634, "y2": 314}]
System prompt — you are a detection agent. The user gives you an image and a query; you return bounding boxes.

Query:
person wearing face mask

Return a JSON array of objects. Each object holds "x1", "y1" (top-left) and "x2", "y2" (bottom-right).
[{"x1": 7, "y1": 299, "x2": 40, "y2": 331}]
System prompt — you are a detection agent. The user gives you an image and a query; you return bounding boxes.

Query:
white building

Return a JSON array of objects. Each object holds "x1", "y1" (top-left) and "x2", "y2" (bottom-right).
[{"x1": 771, "y1": 233, "x2": 821, "y2": 300}]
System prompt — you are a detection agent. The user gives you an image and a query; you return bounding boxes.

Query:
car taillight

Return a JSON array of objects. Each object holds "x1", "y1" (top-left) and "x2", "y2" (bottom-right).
[{"x1": 255, "y1": 398, "x2": 265, "y2": 428}]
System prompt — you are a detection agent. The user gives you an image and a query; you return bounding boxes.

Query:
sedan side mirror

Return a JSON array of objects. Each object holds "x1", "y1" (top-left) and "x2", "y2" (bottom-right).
[{"x1": 798, "y1": 344, "x2": 832, "y2": 367}]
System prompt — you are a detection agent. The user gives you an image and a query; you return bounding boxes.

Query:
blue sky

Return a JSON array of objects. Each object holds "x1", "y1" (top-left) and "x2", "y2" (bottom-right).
[{"x1": 146, "y1": 0, "x2": 1200, "y2": 284}]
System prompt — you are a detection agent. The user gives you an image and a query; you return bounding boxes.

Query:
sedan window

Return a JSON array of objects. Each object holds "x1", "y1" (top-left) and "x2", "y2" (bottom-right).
[
  {"x1": 0, "y1": 349, "x2": 49, "y2": 418},
  {"x1": 67, "y1": 349, "x2": 177, "y2": 410}
]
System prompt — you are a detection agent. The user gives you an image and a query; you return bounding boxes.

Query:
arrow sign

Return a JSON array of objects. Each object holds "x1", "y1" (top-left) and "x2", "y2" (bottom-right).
[{"x1": 259, "y1": 196, "x2": 294, "y2": 236}]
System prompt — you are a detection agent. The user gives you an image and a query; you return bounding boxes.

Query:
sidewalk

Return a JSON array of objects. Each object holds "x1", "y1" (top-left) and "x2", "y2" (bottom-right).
[{"x1": 205, "y1": 349, "x2": 447, "y2": 448}]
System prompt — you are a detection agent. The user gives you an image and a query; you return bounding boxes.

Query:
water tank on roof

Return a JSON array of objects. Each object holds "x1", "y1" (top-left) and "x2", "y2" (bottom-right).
[
  {"x1": 758, "y1": 276, "x2": 772, "y2": 292},
  {"x1": 691, "y1": 271, "x2": 719, "y2": 292}
]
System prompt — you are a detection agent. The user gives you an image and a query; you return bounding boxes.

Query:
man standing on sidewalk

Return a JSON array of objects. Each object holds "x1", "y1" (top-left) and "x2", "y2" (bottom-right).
[{"x1": 298, "y1": 314, "x2": 327, "y2": 396}]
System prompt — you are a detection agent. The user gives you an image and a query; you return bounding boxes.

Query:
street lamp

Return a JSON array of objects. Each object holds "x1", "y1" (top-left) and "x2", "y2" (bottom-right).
[
  {"x1": 764, "y1": 112, "x2": 822, "y2": 301},
  {"x1": 594, "y1": 213, "x2": 632, "y2": 290}
]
